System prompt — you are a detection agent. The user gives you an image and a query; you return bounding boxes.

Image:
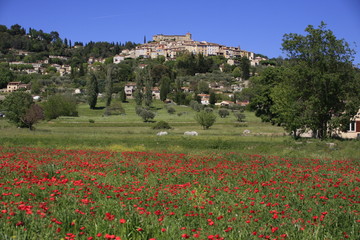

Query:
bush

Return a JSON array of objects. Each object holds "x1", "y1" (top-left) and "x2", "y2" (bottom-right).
[
  {"x1": 195, "y1": 110, "x2": 217, "y2": 129},
  {"x1": 89, "y1": 119, "x2": 95, "y2": 123},
  {"x1": 167, "y1": 106, "x2": 176, "y2": 114},
  {"x1": 138, "y1": 108, "x2": 155, "y2": 122},
  {"x1": 152, "y1": 120, "x2": 172, "y2": 129},
  {"x1": 190, "y1": 100, "x2": 204, "y2": 112},
  {"x1": 42, "y1": 94, "x2": 78, "y2": 120},
  {"x1": 104, "y1": 101, "x2": 125, "y2": 116},
  {"x1": 218, "y1": 109, "x2": 230, "y2": 118},
  {"x1": 204, "y1": 107, "x2": 213, "y2": 113},
  {"x1": 234, "y1": 111, "x2": 246, "y2": 122}
]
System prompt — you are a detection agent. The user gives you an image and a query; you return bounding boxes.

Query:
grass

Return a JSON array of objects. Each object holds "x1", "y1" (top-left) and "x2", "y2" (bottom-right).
[{"x1": 1, "y1": 99, "x2": 359, "y2": 159}]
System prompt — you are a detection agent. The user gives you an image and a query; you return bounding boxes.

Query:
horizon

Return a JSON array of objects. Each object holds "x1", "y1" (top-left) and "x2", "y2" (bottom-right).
[{"x1": 1, "y1": 0, "x2": 359, "y2": 64}]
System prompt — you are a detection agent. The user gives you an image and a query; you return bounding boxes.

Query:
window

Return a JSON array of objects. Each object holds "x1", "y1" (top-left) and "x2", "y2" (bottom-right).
[{"x1": 349, "y1": 121, "x2": 355, "y2": 132}]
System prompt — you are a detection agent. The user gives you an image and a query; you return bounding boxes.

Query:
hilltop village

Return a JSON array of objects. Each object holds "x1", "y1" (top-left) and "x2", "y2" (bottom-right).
[{"x1": 113, "y1": 33, "x2": 257, "y2": 64}]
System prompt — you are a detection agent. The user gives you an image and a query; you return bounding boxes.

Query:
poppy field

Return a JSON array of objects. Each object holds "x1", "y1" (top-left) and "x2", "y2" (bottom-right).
[{"x1": 0, "y1": 147, "x2": 359, "y2": 240}]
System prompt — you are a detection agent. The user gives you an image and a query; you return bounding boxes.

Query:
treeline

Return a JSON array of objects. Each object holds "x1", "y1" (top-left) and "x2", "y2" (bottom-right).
[{"x1": 0, "y1": 24, "x2": 138, "y2": 62}]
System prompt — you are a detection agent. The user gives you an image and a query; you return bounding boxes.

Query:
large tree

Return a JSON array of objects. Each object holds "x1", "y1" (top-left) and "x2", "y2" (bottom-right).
[
  {"x1": 1, "y1": 91, "x2": 34, "y2": 128},
  {"x1": 279, "y1": 22, "x2": 359, "y2": 138}
]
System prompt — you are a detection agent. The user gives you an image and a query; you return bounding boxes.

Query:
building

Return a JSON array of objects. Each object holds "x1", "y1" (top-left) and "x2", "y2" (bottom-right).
[
  {"x1": 7, "y1": 82, "x2": 30, "y2": 92},
  {"x1": 197, "y1": 94, "x2": 210, "y2": 105},
  {"x1": 338, "y1": 109, "x2": 360, "y2": 139},
  {"x1": 113, "y1": 55, "x2": 125, "y2": 64},
  {"x1": 153, "y1": 33, "x2": 192, "y2": 42},
  {"x1": 124, "y1": 82, "x2": 137, "y2": 98}
]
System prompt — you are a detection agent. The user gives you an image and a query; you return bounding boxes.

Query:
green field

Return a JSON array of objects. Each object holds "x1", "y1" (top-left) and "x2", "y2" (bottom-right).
[{"x1": 1, "y1": 99, "x2": 359, "y2": 160}]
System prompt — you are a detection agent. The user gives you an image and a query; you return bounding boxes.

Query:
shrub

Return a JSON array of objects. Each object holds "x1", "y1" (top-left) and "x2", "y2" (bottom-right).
[
  {"x1": 218, "y1": 109, "x2": 230, "y2": 118},
  {"x1": 167, "y1": 106, "x2": 176, "y2": 114},
  {"x1": 195, "y1": 110, "x2": 217, "y2": 129},
  {"x1": 104, "y1": 101, "x2": 125, "y2": 116},
  {"x1": 152, "y1": 121, "x2": 172, "y2": 129},
  {"x1": 89, "y1": 119, "x2": 95, "y2": 123},
  {"x1": 42, "y1": 94, "x2": 78, "y2": 120},
  {"x1": 234, "y1": 111, "x2": 246, "y2": 122},
  {"x1": 138, "y1": 108, "x2": 155, "y2": 122},
  {"x1": 204, "y1": 107, "x2": 213, "y2": 113}
]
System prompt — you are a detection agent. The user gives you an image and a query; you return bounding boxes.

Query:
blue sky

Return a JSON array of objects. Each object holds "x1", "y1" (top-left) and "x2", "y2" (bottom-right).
[{"x1": 1, "y1": 0, "x2": 359, "y2": 64}]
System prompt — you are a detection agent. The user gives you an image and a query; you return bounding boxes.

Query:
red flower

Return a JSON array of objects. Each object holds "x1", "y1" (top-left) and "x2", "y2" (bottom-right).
[{"x1": 119, "y1": 219, "x2": 126, "y2": 224}]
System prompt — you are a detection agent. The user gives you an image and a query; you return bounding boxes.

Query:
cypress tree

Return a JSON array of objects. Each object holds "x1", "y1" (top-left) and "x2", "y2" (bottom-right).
[{"x1": 87, "y1": 72, "x2": 99, "y2": 109}]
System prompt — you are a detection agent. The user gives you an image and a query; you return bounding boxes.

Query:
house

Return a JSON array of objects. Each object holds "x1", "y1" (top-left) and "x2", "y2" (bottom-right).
[
  {"x1": 197, "y1": 94, "x2": 210, "y2": 105},
  {"x1": 220, "y1": 101, "x2": 234, "y2": 107},
  {"x1": 7, "y1": 82, "x2": 30, "y2": 92},
  {"x1": 338, "y1": 109, "x2": 360, "y2": 139},
  {"x1": 152, "y1": 87, "x2": 160, "y2": 99},
  {"x1": 113, "y1": 55, "x2": 125, "y2": 64},
  {"x1": 124, "y1": 82, "x2": 137, "y2": 98}
]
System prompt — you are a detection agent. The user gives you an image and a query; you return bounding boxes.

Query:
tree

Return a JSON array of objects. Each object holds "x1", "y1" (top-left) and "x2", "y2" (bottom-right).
[
  {"x1": 23, "y1": 104, "x2": 44, "y2": 130},
  {"x1": 105, "y1": 100, "x2": 125, "y2": 115},
  {"x1": 248, "y1": 67, "x2": 283, "y2": 123},
  {"x1": 144, "y1": 79, "x2": 153, "y2": 107},
  {"x1": 104, "y1": 66, "x2": 114, "y2": 108},
  {"x1": 119, "y1": 86, "x2": 127, "y2": 102},
  {"x1": 137, "y1": 108, "x2": 155, "y2": 122},
  {"x1": 87, "y1": 72, "x2": 99, "y2": 109},
  {"x1": 0, "y1": 63, "x2": 14, "y2": 88},
  {"x1": 42, "y1": 94, "x2": 78, "y2": 120},
  {"x1": 232, "y1": 67, "x2": 242, "y2": 78},
  {"x1": 160, "y1": 76, "x2": 171, "y2": 101},
  {"x1": 240, "y1": 56, "x2": 250, "y2": 80},
  {"x1": 195, "y1": 110, "x2": 216, "y2": 129},
  {"x1": 218, "y1": 109, "x2": 230, "y2": 118},
  {"x1": 234, "y1": 111, "x2": 246, "y2": 122},
  {"x1": 1, "y1": 91, "x2": 33, "y2": 128},
  {"x1": 280, "y1": 22, "x2": 359, "y2": 139},
  {"x1": 209, "y1": 92, "x2": 216, "y2": 105}
]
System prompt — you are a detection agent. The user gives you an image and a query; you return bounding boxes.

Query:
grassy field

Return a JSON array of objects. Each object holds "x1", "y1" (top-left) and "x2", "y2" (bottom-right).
[{"x1": 1, "y1": 99, "x2": 359, "y2": 160}]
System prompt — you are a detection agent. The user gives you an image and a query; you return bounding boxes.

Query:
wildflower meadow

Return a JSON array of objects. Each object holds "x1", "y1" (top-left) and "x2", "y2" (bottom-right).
[{"x1": 0, "y1": 147, "x2": 359, "y2": 240}]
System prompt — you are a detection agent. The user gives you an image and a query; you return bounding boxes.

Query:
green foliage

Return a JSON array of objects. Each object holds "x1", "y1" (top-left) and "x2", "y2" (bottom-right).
[
  {"x1": 166, "y1": 106, "x2": 176, "y2": 114},
  {"x1": 1, "y1": 91, "x2": 34, "y2": 128},
  {"x1": 119, "y1": 86, "x2": 127, "y2": 102},
  {"x1": 136, "y1": 107, "x2": 155, "y2": 122},
  {"x1": 279, "y1": 22, "x2": 359, "y2": 138},
  {"x1": 248, "y1": 67, "x2": 283, "y2": 123},
  {"x1": 240, "y1": 56, "x2": 250, "y2": 79},
  {"x1": 152, "y1": 120, "x2": 172, "y2": 129},
  {"x1": 234, "y1": 111, "x2": 246, "y2": 122},
  {"x1": 197, "y1": 80, "x2": 210, "y2": 94},
  {"x1": 42, "y1": 94, "x2": 78, "y2": 120},
  {"x1": 144, "y1": 80, "x2": 153, "y2": 107},
  {"x1": 194, "y1": 110, "x2": 216, "y2": 129},
  {"x1": 218, "y1": 109, "x2": 230, "y2": 118},
  {"x1": 0, "y1": 63, "x2": 15, "y2": 88},
  {"x1": 189, "y1": 100, "x2": 204, "y2": 112},
  {"x1": 87, "y1": 72, "x2": 99, "y2": 109},
  {"x1": 160, "y1": 76, "x2": 171, "y2": 101},
  {"x1": 232, "y1": 67, "x2": 242, "y2": 78},
  {"x1": 104, "y1": 66, "x2": 114, "y2": 108},
  {"x1": 104, "y1": 100, "x2": 125, "y2": 116},
  {"x1": 209, "y1": 92, "x2": 216, "y2": 105}
]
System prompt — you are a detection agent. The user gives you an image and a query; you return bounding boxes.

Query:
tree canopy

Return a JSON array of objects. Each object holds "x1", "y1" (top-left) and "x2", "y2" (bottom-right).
[{"x1": 249, "y1": 22, "x2": 360, "y2": 139}]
